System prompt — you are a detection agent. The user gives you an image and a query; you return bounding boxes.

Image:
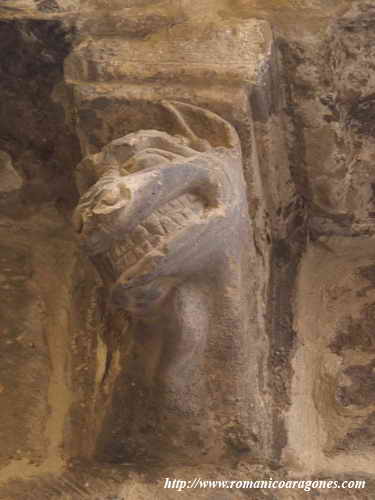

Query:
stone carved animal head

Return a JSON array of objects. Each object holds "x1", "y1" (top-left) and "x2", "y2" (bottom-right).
[{"x1": 73, "y1": 101, "x2": 246, "y2": 313}]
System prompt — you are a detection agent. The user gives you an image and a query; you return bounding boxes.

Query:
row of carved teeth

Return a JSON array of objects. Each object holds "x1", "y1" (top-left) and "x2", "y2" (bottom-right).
[{"x1": 107, "y1": 193, "x2": 203, "y2": 272}]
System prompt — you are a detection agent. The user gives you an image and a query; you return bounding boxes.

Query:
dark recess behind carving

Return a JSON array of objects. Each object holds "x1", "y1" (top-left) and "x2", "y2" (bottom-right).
[{"x1": 0, "y1": 19, "x2": 81, "y2": 212}]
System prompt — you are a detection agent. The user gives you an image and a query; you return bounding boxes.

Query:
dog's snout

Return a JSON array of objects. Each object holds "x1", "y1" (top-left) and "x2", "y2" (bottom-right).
[{"x1": 91, "y1": 187, "x2": 122, "y2": 215}]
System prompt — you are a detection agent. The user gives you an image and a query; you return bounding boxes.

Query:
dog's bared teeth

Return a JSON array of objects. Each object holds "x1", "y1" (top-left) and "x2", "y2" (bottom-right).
[
  {"x1": 105, "y1": 193, "x2": 205, "y2": 273},
  {"x1": 111, "y1": 244, "x2": 123, "y2": 260},
  {"x1": 156, "y1": 205, "x2": 168, "y2": 215},
  {"x1": 149, "y1": 234, "x2": 163, "y2": 247},
  {"x1": 142, "y1": 241, "x2": 153, "y2": 253},
  {"x1": 177, "y1": 194, "x2": 188, "y2": 208},
  {"x1": 168, "y1": 199, "x2": 181, "y2": 210},
  {"x1": 160, "y1": 216, "x2": 179, "y2": 234},
  {"x1": 134, "y1": 247, "x2": 145, "y2": 259},
  {"x1": 180, "y1": 207, "x2": 194, "y2": 219},
  {"x1": 132, "y1": 226, "x2": 149, "y2": 246},
  {"x1": 143, "y1": 215, "x2": 166, "y2": 236},
  {"x1": 163, "y1": 201, "x2": 174, "y2": 213},
  {"x1": 125, "y1": 250, "x2": 138, "y2": 267},
  {"x1": 126, "y1": 235, "x2": 136, "y2": 249},
  {"x1": 119, "y1": 241, "x2": 131, "y2": 252},
  {"x1": 170, "y1": 213, "x2": 187, "y2": 226}
]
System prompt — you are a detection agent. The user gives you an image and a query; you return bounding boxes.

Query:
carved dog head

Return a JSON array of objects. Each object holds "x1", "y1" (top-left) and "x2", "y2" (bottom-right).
[{"x1": 73, "y1": 101, "x2": 246, "y2": 313}]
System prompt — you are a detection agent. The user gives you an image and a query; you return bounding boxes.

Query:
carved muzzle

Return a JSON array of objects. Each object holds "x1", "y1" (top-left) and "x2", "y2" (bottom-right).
[{"x1": 73, "y1": 101, "x2": 244, "y2": 310}]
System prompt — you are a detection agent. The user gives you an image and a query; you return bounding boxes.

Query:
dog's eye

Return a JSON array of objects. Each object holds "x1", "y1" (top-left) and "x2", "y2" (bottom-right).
[
  {"x1": 120, "y1": 148, "x2": 182, "y2": 176},
  {"x1": 96, "y1": 189, "x2": 119, "y2": 206}
]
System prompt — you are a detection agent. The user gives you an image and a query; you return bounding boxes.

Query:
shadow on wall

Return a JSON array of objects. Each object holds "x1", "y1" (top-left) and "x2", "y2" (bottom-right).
[{"x1": 0, "y1": 18, "x2": 80, "y2": 212}]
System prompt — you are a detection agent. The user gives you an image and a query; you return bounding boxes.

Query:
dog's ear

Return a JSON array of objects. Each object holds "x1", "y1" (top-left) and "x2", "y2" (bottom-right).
[
  {"x1": 75, "y1": 101, "x2": 240, "y2": 195},
  {"x1": 161, "y1": 100, "x2": 240, "y2": 152}
]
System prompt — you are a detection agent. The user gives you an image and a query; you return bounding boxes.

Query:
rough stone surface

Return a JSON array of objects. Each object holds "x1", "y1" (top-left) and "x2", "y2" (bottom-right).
[
  {"x1": 73, "y1": 101, "x2": 268, "y2": 466},
  {"x1": 0, "y1": 1, "x2": 375, "y2": 499}
]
